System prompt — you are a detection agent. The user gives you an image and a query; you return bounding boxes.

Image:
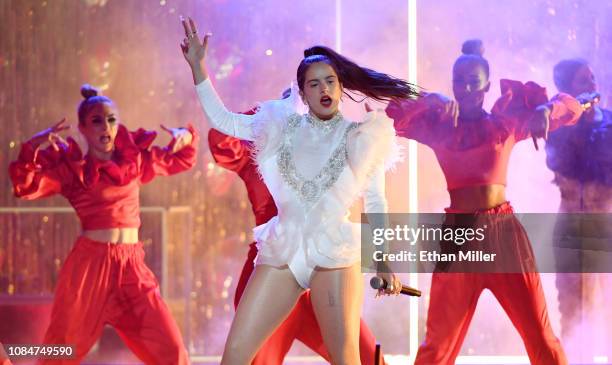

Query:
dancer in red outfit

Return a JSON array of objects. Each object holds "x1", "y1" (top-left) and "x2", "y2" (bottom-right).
[
  {"x1": 9, "y1": 85, "x2": 197, "y2": 365},
  {"x1": 387, "y1": 40, "x2": 583, "y2": 365},
  {"x1": 209, "y1": 117, "x2": 384, "y2": 365}
]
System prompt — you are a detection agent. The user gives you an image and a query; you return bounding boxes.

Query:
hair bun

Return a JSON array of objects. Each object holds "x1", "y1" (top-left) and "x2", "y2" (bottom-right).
[
  {"x1": 461, "y1": 39, "x2": 485, "y2": 57},
  {"x1": 80, "y1": 84, "x2": 99, "y2": 99}
]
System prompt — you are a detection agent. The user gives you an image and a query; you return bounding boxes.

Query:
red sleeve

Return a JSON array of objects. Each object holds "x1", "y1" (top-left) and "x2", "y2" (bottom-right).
[
  {"x1": 491, "y1": 79, "x2": 582, "y2": 141},
  {"x1": 207, "y1": 107, "x2": 258, "y2": 173},
  {"x1": 547, "y1": 93, "x2": 583, "y2": 131},
  {"x1": 208, "y1": 129, "x2": 252, "y2": 173},
  {"x1": 8, "y1": 141, "x2": 73, "y2": 200},
  {"x1": 386, "y1": 97, "x2": 445, "y2": 146},
  {"x1": 140, "y1": 124, "x2": 199, "y2": 184}
]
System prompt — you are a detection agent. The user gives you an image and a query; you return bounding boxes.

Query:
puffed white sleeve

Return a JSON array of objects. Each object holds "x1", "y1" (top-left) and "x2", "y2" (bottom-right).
[
  {"x1": 363, "y1": 165, "x2": 388, "y2": 214},
  {"x1": 346, "y1": 110, "x2": 400, "y2": 234},
  {"x1": 347, "y1": 109, "x2": 400, "y2": 190},
  {"x1": 195, "y1": 78, "x2": 257, "y2": 140},
  {"x1": 363, "y1": 165, "x2": 389, "y2": 238}
]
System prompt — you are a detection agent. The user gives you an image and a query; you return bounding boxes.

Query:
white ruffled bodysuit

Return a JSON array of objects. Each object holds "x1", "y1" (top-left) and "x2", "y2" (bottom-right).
[{"x1": 196, "y1": 79, "x2": 396, "y2": 288}]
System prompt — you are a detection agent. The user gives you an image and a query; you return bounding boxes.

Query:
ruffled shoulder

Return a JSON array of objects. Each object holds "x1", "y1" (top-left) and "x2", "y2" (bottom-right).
[
  {"x1": 347, "y1": 109, "x2": 400, "y2": 187},
  {"x1": 489, "y1": 79, "x2": 551, "y2": 140},
  {"x1": 492, "y1": 79, "x2": 549, "y2": 116},
  {"x1": 33, "y1": 137, "x2": 84, "y2": 168},
  {"x1": 252, "y1": 82, "x2": 307, "y2": 165},
  {"x1": 109, "y1": 124, "x2": 157, "y2": 155},
  {"x1": 81, "y1": 124, "x2": 150, "y2": 187},
  {"x1": 127, "y1": 127, "x2": 157, "y2": 151}
]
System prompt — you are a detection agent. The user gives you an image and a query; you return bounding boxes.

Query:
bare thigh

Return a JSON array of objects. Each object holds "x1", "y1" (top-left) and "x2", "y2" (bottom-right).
[
  {"x1": 221, "y1": 264, "x2": 304, "y2": 365},
  {"x1": 309, "y1": 264, "x2": 363, "y2": 365}
]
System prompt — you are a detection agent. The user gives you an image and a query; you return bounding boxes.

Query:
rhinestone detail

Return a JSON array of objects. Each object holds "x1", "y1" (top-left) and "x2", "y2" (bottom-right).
[
  {"x1": 277, "y1": 113, "x2": 358, "y2": 206},
  {"x1": 305, "y1": 111, "x2": 343, "y2": 134}
]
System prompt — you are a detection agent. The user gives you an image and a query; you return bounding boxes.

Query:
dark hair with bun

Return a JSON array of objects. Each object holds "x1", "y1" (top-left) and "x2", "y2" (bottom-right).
[
  {"x1": 296, "y1": 45, "x2": 420, "y2": 102},
  {"x1": 453, "y1": 39, "x2": 490, "y2": 79},
  {"x1": 77, "y1": 84, "x2": 113, "y2": 124}
]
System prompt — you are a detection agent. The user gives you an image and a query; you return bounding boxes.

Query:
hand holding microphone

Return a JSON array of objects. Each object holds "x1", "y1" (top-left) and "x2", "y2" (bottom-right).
[
  {"x1": 577, "y1": 92, "x2": 601, "y2": 110},
  {"x1": 370, "y1": 276, "x2": 422, "y2": 297},
  {"x1": 530, "y1": 92, "x2": 601, "y2": 150}
]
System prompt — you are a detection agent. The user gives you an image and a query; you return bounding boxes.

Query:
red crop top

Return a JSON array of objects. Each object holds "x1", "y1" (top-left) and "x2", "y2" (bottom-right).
[
  {"x1": 9, "y1": 124, "x2": 198, "y2": 230},
  {"x1": 387, "y1": 79, "x2": 583, "y2": 190}
]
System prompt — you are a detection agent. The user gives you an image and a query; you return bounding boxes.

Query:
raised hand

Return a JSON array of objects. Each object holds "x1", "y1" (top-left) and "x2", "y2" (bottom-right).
[
  {"x1": 29, "y1": 118, "x2": 71, "y2": 151},
  {"x1": 180, "y1": 16, "x2": 211, "y2": 84},
  {"x1": 161, "y1": 124, "x2": 193, "y2": 153},
  {"x1": 529, "y1": 104, "x2": 551, "y2": 151}
]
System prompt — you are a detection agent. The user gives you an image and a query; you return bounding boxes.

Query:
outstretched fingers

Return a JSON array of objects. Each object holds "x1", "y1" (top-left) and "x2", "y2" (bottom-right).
[
  {"x1": 160, "y1": 124, "x2": 174, "y2": 136},
  {"x1": 180, "y1": 38, "x2": 189, "y2": 54},
  {"x1": 180, "y1": 16, "x2": 211, "y2": 53},
  {"x1": 52, "y1": 118, "x2": 66, "y2": 128},
  {"x1": 188, "y1": 16, "x2": 198, "y2": 35},
  {"x1": 53, "y1": 133, "x2": 69, "y2": 147},
  {"x1": 52, "y1": 118, "x2": 70, "y2": 132},
  {"x1": 180, "y1": 16, "x2": 191, "y2": 37},
  {"x1": 201, "y1": 32, "x2": 211, "y2": 51},
  {"x1": 48, "y1": 132, "x2": 68, "y2": 151}
]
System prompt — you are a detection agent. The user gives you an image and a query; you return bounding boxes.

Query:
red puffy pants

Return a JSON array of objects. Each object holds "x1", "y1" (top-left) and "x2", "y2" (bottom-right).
[
  {"x1": 415, "y1": 202, "x2": 567, "y2": 365},
  {"x1": 235, "y1": 243, "x2": 383, "y2": 365},
  {"x1": 40, "y1": 237, "x2": 188, "y2": 365}
]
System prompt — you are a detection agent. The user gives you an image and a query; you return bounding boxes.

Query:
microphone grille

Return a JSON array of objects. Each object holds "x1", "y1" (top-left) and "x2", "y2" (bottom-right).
[{"x1": 370, "y1": 276, "x2": 385, "y2": 290}]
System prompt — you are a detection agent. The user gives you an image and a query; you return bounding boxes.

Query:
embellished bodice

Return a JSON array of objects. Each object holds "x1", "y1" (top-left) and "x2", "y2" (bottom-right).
[{"x1": 276, "y1": 113, "x2": 359, "y2": 209}]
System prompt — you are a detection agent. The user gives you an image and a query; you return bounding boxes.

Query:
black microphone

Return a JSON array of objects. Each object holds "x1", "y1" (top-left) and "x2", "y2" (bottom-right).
[{"x1": 370, "y1": 276, "x2": 422, "y2": 297}]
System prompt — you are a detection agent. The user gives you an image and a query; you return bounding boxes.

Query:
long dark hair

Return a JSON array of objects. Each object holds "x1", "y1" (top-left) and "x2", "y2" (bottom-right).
[{"x1": 297, "y1": 45, "x2": 420, "y2": 102}]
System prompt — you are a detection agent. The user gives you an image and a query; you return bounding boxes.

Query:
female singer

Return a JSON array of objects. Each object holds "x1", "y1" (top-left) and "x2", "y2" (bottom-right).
[{"x1": 180, "y1": 16, "x2": 415, "y2": 365}]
